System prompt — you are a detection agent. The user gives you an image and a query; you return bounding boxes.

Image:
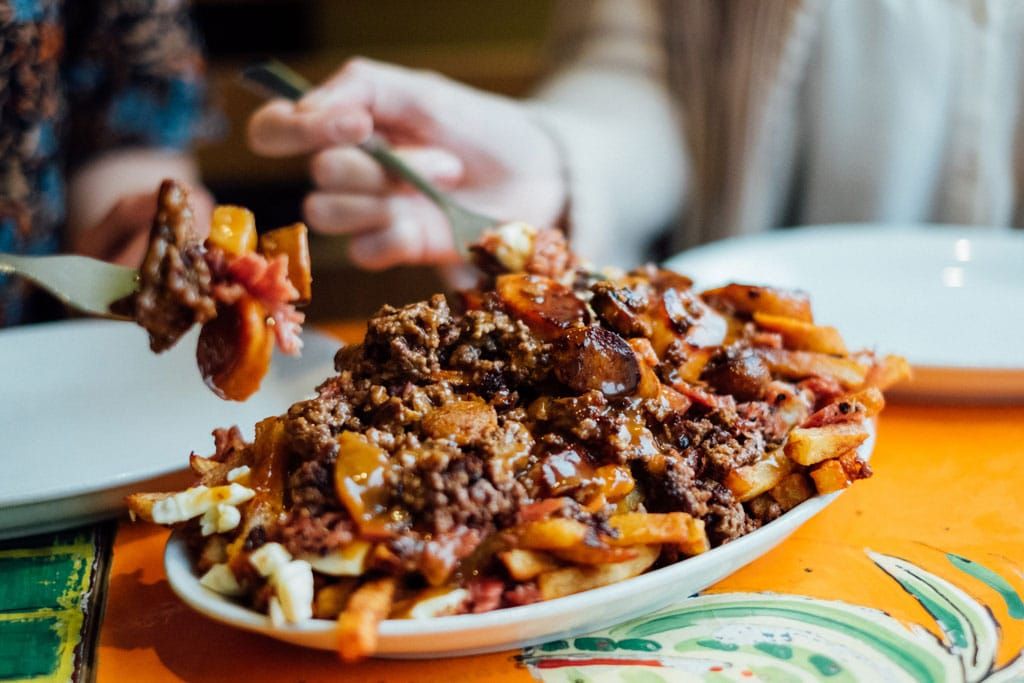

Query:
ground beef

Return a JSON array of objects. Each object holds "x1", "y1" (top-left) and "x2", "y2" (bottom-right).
[
  {"x1": 278, "y1": 510, "x2": 355, "y2": 556},
  {"x1": 208, "y1": 258, "x2": 878, "y2": 604},
  {"x1": 636, "y1": 456, "x2": 712, "y2": 518},
  {"x1": 397, "y1": 448, "x2": 528, "y2": 535},
  {"x1": 361, "y1": 294, "x2": 457, "y2": 382},
  {"x1": 288, "y1": 458, "x2": 337, "y2": 514},
  {"x1": 447, "y1": 308, "x2": 551, "y2": 395},
  {"x1": 129, "y1": 180, "x2": 216, "y2": 352}
]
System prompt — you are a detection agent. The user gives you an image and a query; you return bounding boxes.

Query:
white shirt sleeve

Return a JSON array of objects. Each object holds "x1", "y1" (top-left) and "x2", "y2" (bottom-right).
[{"x1": 529, "y1": 0, "x2": 687, "y2": 268}]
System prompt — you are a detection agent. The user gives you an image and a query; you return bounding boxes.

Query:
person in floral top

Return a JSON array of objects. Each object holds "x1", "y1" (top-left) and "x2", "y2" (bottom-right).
[{"x1": 0, "y1": 0, "x2": 218, "y2": 326}]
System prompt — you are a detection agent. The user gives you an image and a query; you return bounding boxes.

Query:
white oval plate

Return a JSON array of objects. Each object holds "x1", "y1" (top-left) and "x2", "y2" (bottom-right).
[
  {"x1": 0, "y1": 320, "x2": 339, "y2": 539},
  {"x1": 164, "y1": 427, "x2": 874, "y2": 658},
  {"x1": 664, "y1": 225, "x2": 1024, "y2": 402}
]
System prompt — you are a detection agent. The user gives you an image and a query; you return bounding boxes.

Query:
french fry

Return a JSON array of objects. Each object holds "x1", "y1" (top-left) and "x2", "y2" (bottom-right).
[
  {"x1": 189, "y1": 454, "x2": 219, "y2": 478},
  {"x1": 514, "y1": 518, "x2": 590, "y2": 550},
  {"x1": 226, "y1": 417, "x2": 288, "y2": 561},
  {"x1": 810, "y1": 459, "x2": 851, "y2": 494},
  {"x1": 337, "y1": 577, "x2": 397, "y2": 662},
  {"x1": 862, "y1": 353, "x2": 912, "y2": 390},
  {"x1": 760, "y1": 349, "x2": 869, "y2": 388},
  {"x1": 124, "y1": 492, "x2": 172, "y2": 523},
  {"x1": 838, "y1": 450, "x2": 873, "y2": 482},
  {"x1": 768, "y1": 472, "x2": 815, "y2": 511},
  {"x1": 724, "y1": 450, "x2": 795, "y2": 502},
  {"x1": 552, "y1": 545, "x2": 640, "y2": 565},
  {"x1": 393, "y1": 586, "x2": 470, "y2": 619},
  {"x1": 499, "y1": 549, "x2": 560, "y2": 581},
  {"x1": 313, "y1": 581, "x2": 356, "y2": 619},
  {"x1": 843, "y1": 387, "x2": 886, "y2": 418},
  {"x1": 752, "y1": 312, "x2": 847, "y2": 355},
  {"x1": 538, "y1": 545, "x2": 660, "y2": 600},
  {"x1": 605, "y1": 512, "x2": 705, "y2": 550},
  {"x1": 702, "y1": 284, "x2": 814, "y2": 322},
  {"x1": 679, "y1": 517, "x2": 710, "y2": 556},
  {"x1": 785, "y1": 423, "x2": 869, "y2": 466}
]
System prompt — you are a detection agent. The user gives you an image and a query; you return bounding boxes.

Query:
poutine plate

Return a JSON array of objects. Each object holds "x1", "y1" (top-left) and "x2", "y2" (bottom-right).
[{"x1": 164, "y1": 428, "x2": 874, "y2": 658}]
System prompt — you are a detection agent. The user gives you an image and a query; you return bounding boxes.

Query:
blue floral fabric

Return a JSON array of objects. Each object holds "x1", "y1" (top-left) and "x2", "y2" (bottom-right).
[{"x1": 0, "y1": 0, "x2": 217, "y2": 326}]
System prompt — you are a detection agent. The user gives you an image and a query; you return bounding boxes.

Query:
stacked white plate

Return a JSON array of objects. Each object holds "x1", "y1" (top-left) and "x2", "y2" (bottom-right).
[
  {"x1": 665, "y1": 225, "x2": 1024, "y2": 402},
  {"x1": 0, "y1": 321, "x2": 339, "y2": 539}
]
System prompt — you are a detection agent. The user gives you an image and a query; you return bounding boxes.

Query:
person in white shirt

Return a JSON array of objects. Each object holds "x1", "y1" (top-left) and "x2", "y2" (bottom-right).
[{"x1": 247, "y1": 0, "x2": 1024, "y2": 270}]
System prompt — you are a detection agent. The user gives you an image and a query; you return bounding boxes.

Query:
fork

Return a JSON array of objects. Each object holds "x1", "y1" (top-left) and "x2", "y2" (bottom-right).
[
  {"x1": 0, "y1": 252, "x2": 137, "y2": 319},
  {"x1": 239, "y1": 60, "x2": 499, "y2": 256}
]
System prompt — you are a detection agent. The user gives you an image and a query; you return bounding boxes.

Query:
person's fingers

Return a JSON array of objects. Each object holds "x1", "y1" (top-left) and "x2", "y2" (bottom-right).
[
  {"x1": 249, "y1": 58, "x2": 456, "y2": 158},
  {"x1": 72, "y1": 192, "x2": 156, "y2": 260},
  {"x1": 347, "y1": 196, "x2": 457, "y2": 270},
  {"x1": 302, "y1": 192, "x2": 390, "y2": 235},
  {"x1": 111, "y1": 230, "x2": 149, "y2": 267},
  {"x1": 309, "y1": 148, "x2": 386, "y2": 194},
  {"x1": 190, "y1": 187, "x2": 214, "y2": 240},
  {"x1": 248, "y1": 99, "x2": 373, "y2": 157},
  {"x1": 310, "y1": 145, "x2": 465, "y2": 193}
]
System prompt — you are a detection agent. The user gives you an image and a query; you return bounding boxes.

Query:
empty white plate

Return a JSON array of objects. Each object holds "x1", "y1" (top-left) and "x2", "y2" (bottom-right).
[
  {"x1": 665, "y1": 225, "x2": 1024, "y2": 401},
  {"x1": 0, "y1": 320, "x2": 339, "y2": 539},
  {"x1": 164, "y1": 429, "x2": 874, "y2": 658}
]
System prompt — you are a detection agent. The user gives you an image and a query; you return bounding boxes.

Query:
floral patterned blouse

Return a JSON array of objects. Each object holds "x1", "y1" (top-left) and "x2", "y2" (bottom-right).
[{"x1": 0, "y1": 0, "x2": 217, "y2": 326}]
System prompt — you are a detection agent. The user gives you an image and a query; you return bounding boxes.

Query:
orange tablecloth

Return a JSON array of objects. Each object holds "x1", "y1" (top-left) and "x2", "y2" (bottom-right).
[{"x1": 95, "y1": 324, "x2": 1024, "y2": 681}]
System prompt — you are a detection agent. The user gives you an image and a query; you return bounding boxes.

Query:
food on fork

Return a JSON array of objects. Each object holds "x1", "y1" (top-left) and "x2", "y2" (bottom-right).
[
  {"x1": 128, "y1": 224, "x2": 907, "y2": 661},
  {"x1": 117, "y1": 180, "x2": 311, "y2": 401}
]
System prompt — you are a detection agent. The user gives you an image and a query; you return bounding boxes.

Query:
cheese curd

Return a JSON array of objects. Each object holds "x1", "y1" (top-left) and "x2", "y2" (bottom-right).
[
  {"x1": 150, "y1": 483, "x2": 254, "y2": 525},
  {"x1": 249, "y1": 542, "x2": 315, "y2": 624},
  {"x1": 491, "y1": 222, "x2": 536, "y2": 272},
  {"x1": 301, "y1": 541, "x2": 370, "y2": 577},
  {"x1": 199, "y1": 563, "x2": 243, "y2": 596},
  {"x1": 200, "y1": 503, "x2": 242, "y2": 536},
  {"x1": 226, "y1": 465, "x2": 251, "y2": 483},
  {"x1": 249, "y1": 542, "x2": 293, "y2": 577},
  {"x1": 273, "y1": 560, "x2": 314, "y2": 623}
]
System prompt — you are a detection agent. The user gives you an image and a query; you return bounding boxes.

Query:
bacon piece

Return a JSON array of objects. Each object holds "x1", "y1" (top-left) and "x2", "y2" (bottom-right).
[
  {"x1": 518, "y1": 498, "x2": 573, "y2": 523},
  {"x1": 798, "y1": 375, "x2": 845, "y2": 408},
  {"x1": 467, "y1": 578, "x2": 505, "y2": 613},
  {"x1": 504, "y1": 583, "x2": 541, "y2": 606},
  {"x1": 209, "y1": 252, "x2": 305, "y2": 355}
]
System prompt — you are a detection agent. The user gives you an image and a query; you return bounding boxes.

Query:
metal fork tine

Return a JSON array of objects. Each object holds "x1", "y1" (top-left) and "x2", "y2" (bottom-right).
[{"x1": 0, "y1": 253, "x2": 138, "y2": 319}]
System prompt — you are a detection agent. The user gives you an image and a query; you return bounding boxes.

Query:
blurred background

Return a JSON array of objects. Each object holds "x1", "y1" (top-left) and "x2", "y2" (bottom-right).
[{"x1": 194, "y1": 0, "x2": 557, "y2": 321}]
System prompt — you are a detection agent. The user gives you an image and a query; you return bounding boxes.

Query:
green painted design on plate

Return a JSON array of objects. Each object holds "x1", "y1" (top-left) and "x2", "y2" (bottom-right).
[
  {"x1": 693, "y1": 639, "x2": 738, "y2": 652},
  {"x1": 809, "y1": 653, "x2": 843, "y2": 676},
  {"x1": 948, "y1": 553, "x2": 1024, "y2": 620},
  {"x1": 574, "y1": 637, "x2": 616, "y2": 652},
  {"x1": 615, "y1": 639, "x2": 660, "y2": 652},
  {"x1": 619, "y1": 601, "x2": 946, "y2": 682},
  {"x1": 541, "y1": 640, "x2": 570, "y2": 652},
  {"x1": 754, "y1": 642, "x2": 793, "y2": 660}
]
